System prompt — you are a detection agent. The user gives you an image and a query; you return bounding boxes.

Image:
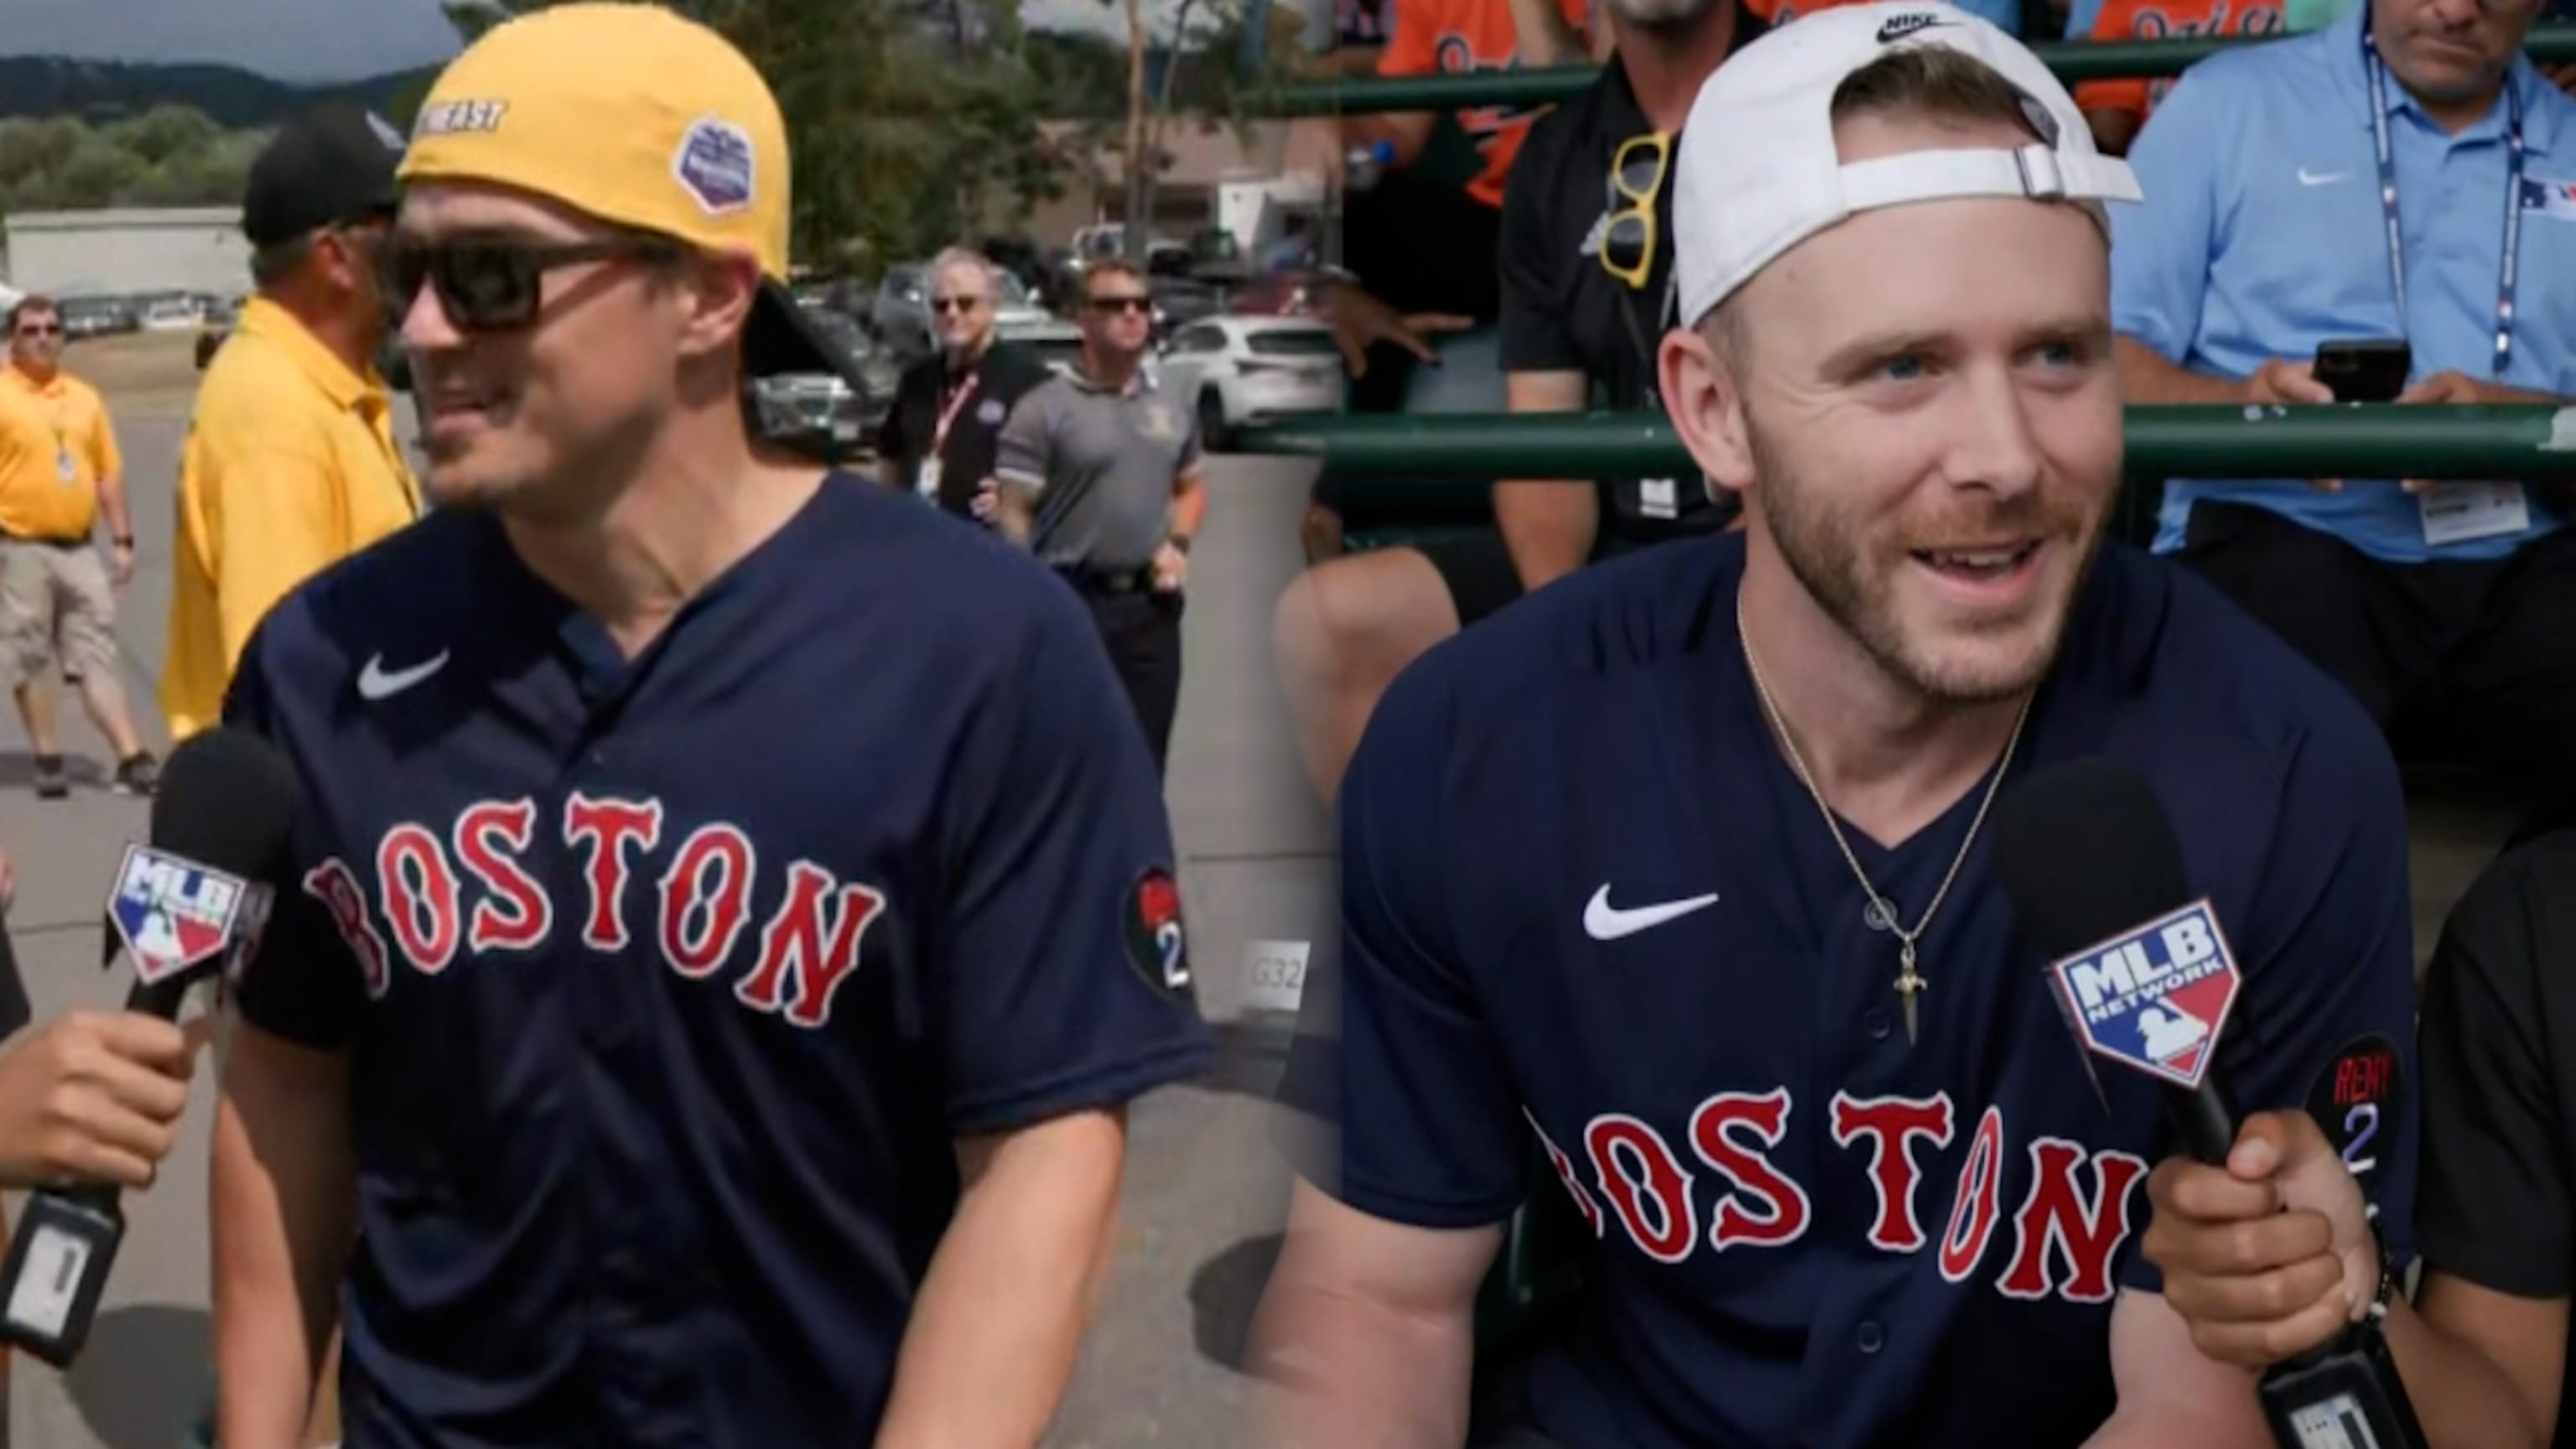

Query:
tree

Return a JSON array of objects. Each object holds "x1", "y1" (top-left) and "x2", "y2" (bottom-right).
[{"x1": 476, "y1": 0, "x2": 1070, "y2": 275}]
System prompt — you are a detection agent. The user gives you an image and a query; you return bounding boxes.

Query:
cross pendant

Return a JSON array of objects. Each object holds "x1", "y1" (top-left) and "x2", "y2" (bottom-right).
[{"x1": 1895, "y1": 943, "x2": 1927, "y2": 1044}]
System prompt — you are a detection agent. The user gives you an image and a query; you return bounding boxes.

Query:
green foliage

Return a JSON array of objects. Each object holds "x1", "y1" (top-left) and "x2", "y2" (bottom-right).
[
  {"x1": 0, "y1": 106, "x2": 259, "y2": 212},
  {"x1": 483, "y1": 0, "x2": 1077, "y2": 274}
]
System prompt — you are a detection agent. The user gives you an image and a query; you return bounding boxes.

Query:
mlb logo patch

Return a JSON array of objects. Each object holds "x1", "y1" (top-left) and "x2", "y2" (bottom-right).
[
  {"x1": 2046, "y1": 899, "x2": 2243, "y2": 1091},
  {"x1": 673, "y1": 117, "x2": 756, "y2": 216},
  {"x1": 106, "y1": 844, "x2": 247, "y2": 987},
  {"x1": 2520, "y1": 176, "x2": 2576, "y2": 221}
]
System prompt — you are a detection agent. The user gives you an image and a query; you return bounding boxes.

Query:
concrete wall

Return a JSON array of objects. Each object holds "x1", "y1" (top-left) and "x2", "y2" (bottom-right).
[{"x1": 3, "y1": 208, "x2": 250, "y2": 300}]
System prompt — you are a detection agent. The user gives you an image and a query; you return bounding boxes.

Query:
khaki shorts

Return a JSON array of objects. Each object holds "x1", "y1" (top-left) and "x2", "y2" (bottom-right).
[{"x1": 0, "y1": 538, "x2": 117, "y2": 686}]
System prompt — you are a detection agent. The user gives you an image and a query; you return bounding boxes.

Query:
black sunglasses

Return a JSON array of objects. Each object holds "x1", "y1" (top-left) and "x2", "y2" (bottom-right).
[
  {"x1": 1088, "y1": 295, "x2": 1152, "y2": 315},
  {"x1": 377, "y1": 235, "x2": 677, "y2": 332}
]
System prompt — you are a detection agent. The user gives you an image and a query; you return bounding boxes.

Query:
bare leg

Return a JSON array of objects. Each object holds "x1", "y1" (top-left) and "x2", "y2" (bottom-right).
[{"x1": 1271, "y1": 548, "x2": 1463, "y2": 806}]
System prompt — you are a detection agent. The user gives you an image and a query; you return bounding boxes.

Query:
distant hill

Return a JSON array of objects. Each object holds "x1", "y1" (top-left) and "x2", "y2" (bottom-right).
[{"x1": 0, "y1": 56, "x2": 439, "y2": 130}]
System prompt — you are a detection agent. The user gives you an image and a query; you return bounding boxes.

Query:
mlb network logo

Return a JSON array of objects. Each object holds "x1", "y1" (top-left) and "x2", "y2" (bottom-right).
[
  {"x1": 106, "y1": 844, "x2": 247, "y2": 987},
  {"x1": 2047, "y1": 900, "x2": 2243, "y2": 1092}
]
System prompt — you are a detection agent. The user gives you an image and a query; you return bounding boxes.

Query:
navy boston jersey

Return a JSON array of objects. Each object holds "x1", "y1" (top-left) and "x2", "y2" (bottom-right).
[
  {"x1": 223, "y1": 475, "x2": 1213, "y2": 1447},
  {"x1": 1307, "y1": 532, "x2": 2419, "y2": 1448}
]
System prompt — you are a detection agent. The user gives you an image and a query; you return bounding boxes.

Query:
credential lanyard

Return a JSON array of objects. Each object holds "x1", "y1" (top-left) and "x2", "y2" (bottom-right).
[
  {"x1": 2363, "y1": 8, "x2": 2524, "y2": 376},
  {"x1": 932, "y1": 371, "x2": 982, "y2": 454}
]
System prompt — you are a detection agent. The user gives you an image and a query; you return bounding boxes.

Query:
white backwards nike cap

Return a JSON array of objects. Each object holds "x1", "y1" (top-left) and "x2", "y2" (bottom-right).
[{"x1": 1672, "y1": 0, "x2": 2142, "y2": 325}]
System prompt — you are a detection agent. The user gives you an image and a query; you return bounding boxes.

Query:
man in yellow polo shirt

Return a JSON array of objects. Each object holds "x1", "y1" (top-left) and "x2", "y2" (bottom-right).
[
  {"x1": 164, "y1": 104, "x2": 421, "y2": 743},
  {"x1": 0, "y1": 295, "x2": 155, "y2": 799}
]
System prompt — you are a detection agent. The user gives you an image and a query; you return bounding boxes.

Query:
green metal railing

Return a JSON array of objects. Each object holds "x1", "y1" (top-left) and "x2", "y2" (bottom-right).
[
  {"x1": 1252, "y1": 25, "x2": 2576, "y2": 114},
  {"x1": 1237, "y1": 404, "x2": 2576, "y2": 479}
]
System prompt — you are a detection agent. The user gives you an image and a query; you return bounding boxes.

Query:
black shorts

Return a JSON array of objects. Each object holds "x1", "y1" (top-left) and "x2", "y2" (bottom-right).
[
  {"x1": 1418, "y1": 528, "x2": 1526, "y2": 629},
  {"x1": 1417, "y1": 527, "x2": 1716, "y2": 629}
]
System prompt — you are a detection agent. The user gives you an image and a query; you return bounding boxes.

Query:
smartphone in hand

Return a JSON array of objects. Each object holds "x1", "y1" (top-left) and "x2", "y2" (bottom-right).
[{"x1": 2313, "y1": 339, "x2": 2412, "y2": 403}]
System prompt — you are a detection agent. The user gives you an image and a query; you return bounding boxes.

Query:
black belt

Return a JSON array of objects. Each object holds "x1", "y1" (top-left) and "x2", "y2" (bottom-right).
[
  {"x1": 1053, "y1": 564, "x2": 1156, "y2": 595},
  {"x1": 1, "y1": 534, "x2": 86, "y2": 550}
]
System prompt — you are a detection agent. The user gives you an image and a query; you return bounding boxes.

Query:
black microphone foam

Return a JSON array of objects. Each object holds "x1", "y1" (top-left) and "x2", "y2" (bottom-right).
[
  {"x1": 1991, "y1": 758, "x2": 2194, "y2": 958},
  {"x1": 1992, "y1": 757, "x2": 2238, "y2": 1163},
  {"x1": 148, "y1": 727, "x2": 299, "y2": 879},
  {"x1": 106, "y1": 728, "x2": 299, "y2": 1005}
]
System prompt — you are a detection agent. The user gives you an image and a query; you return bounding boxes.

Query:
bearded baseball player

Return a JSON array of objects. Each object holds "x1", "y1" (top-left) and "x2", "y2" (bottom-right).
[
  {"x1": 207, "y1": 8, "x2": 1212, "y2": 1446},
  {"x1": 1250, "y1": 8, "x2": 2422, "y2": 1447}
]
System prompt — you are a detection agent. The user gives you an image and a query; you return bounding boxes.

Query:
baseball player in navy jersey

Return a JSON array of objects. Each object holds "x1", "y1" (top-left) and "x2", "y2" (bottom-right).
[
  {"x1": 1249, "y1": 8, "x2": 2423, "y2": 1448},
  {"x1": 205, "y1": 8, "x2": 1212, "y2": 1447}
]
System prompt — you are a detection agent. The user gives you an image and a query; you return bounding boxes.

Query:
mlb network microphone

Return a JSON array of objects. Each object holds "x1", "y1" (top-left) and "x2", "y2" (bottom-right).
[
  {"x1": 0, "y1": 844, "x2": 273, "y2": 1367},
  {"x1": 107, "y1": 842, "x2": 273, "y2": 1003},
  {"x1": 2048, "y1": 901, "x2": 2242, "y2": 1093}
]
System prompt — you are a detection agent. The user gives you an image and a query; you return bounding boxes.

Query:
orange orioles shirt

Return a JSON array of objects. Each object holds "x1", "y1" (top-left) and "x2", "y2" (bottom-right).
[
  {"x1": 1378, "y1": 0, "x2": 1595, "y2": 210},
  {"x1": 2077, "y1": 0, "x2": 2284, "y2": 127},
  {"x1": 1738, "y1": 0, "x2": 2021, "y2": 37}
]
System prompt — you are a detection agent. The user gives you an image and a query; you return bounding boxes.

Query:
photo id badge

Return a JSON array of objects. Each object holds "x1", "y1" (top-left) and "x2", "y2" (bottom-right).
[
  {"x1": 54, "y1": 449, "x2": 74, "y2": 485},
  {"x1": 916, "y1": 458, "x2": 943, "y2": 503},
  {"x1": 2419, "y1": 482, "x2": 2529, "y2": 547}
]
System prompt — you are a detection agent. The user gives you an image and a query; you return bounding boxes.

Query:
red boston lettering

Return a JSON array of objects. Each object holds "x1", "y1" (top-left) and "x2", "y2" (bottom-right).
[
  {"x1": 1938, "y1": 1106, "x2": 2006, "y2": 1283},
  {"x1": 562, "y1": 794, "x2": 663, "y2": 952},
  {"x1": 375, "y1": 824, "x2": 461, "y2": 974},
  {"x1": 659, "y1": 824, "x2": 757, "y2": 980},
  {"x1": 1997, "y1": 1138, "x2": 2146, "y2": 1304},
  {"x1": 1584, "y1": 1114, "x2": 1697, "y2": 1264},
  {"x1": 303, "y1": 856, "x2": 392, "y2": 1000},
  {"x1": 1831, "y1": 1092, "x2": 1955, "y2": 1254},
  {"x1": 454, "y1": 799, "x2": 548, "y2": 953},
  {"x1": 1689, "y1": 1089, "x2": 1812, "y2": 1251},
  {"x1": 735, "y1": 859, "x2": 886, "y2": 1027}
]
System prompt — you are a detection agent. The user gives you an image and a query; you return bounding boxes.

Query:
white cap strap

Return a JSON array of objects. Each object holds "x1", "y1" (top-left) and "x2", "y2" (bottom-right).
[{"x1": 1838, "y1": 143, "x2": 2146, "y2": 211}]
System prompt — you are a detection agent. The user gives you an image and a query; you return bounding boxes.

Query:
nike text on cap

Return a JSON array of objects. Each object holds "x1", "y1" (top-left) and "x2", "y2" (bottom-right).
[
  {"x1": 395, "y1": 2, "x2": 860, "y2": 387},
  {"x1": 1670, "y1": 0, "x2": 2143, "y2": 326}
]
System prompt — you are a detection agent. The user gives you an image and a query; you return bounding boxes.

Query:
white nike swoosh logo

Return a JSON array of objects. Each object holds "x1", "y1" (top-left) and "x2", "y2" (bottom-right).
[
  {"x1": 2297, "y1": 168, "x2": 2350, "y2": 186},
  {"x1": 357, "y1": 649, "x2": 449, "y2": 701},
  {"x1": 1583, "y1": 885, "x2": 1721, "y2": 941}
]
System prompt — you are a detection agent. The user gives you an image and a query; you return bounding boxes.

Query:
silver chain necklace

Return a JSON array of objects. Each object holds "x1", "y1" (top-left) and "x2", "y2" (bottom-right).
[{"x1": 1737, "y1": 598, "x2": 2033, "y2": 1045}]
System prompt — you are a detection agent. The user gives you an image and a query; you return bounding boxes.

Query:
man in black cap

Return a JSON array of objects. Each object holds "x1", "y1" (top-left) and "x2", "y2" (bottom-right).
[
  {"x1": 162, "y1": 104, "x2": 423, "y2": 747},
  {"x1": 169, "y1": 107, "x2": 413, "y2": 1446}
]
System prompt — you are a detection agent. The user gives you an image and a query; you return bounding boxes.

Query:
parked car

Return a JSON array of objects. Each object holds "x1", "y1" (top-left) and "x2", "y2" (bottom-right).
[
  {"x1": 998, "y1": 315, "x2": 1086, "y2": 382},
  {"x1": 868, "y1": 263, "x2": 1054, "y2": 361},
  {"x1": 1152, "y1": 316, "x2": 1341, "y2": 450},
  {"x1": 1148, "y1": 276, "x2": 1225, "y2": 345},
  {"x1": 62, "y1": 296, "x2": 138, "y2": 340},
  {"x1": 750, "y1": 305, "x2": 897, "y2": 461},
  {"x1": 137, "y1": 293, "x2": 204, "y2": 331}
]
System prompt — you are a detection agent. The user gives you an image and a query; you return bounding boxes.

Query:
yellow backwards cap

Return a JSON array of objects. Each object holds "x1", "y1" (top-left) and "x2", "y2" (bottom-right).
[{"x1": 399, "y1": 3, "x2": 842, "y2": 379}]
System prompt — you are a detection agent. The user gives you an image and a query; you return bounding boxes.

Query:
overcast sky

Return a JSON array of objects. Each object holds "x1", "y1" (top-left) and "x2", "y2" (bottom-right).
[
  {"x1": 0, "y1": 0, "x2": 465, "y2": 84},
  {"x1": 0, "y1": 0, "x2": 1320, "y2": 84}
]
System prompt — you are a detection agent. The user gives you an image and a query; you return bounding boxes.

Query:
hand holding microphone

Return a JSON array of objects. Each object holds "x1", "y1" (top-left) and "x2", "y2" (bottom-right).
[
  {"x1": 0, "y1": 1009, "x2": 205, "y2": 1192},
  {"x1": 2142, "y1": 1108, "x2": 2387, "y2": 1371},
  {"x1": 1993, "y1": 760, "x2": 2427, "y2": 1449},
  {"x1": 0, "y1": 725, "x2": 296, "y2": 1368}
]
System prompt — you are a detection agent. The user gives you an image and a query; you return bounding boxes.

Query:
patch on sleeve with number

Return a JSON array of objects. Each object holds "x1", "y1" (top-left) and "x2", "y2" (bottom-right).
[
  {"x1": 1122, "y1": 868, "x2": 1193, "y2": 1000},
  {"x1": 2305, "y1": 1033, "x2": 2400, "y2": 1181}
]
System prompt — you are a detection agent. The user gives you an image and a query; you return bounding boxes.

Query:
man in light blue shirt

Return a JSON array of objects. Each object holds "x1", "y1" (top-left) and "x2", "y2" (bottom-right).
[{"x1": 2111, "y1": 0, "x2": 2576, "y2": 839}]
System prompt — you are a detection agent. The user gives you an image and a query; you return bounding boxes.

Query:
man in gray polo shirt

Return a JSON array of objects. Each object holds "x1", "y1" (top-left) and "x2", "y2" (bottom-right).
[{"x1": 986, "y1": 257, "x2": 1208, "y2": 776}]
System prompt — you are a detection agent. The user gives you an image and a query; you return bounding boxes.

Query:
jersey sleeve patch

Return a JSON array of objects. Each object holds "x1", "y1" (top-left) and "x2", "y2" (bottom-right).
[{"x1": 1122, "y1": 866, "x2": 1195, "y2": 1003}]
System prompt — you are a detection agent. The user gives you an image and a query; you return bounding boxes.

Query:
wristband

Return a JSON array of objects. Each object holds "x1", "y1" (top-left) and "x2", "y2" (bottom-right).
[
  {"x1": 112, "y1": 536, "x2": 132, "y2": 548},
  {"x1": 2366, "y1": 1233, "x2": 2401, "y2": 1323},
  {"x1": 1167, "y1": 535, "x2": 1192, "y2": 555}
]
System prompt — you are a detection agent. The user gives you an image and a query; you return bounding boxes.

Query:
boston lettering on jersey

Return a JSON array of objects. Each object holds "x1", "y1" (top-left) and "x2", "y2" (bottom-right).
[
  {"x1": 302, "y1": 796, "x2": 883, "y2": 1030},
  {"x1": 1526, "y1": 1092, "x2": 2145, "y2": 1304}
]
